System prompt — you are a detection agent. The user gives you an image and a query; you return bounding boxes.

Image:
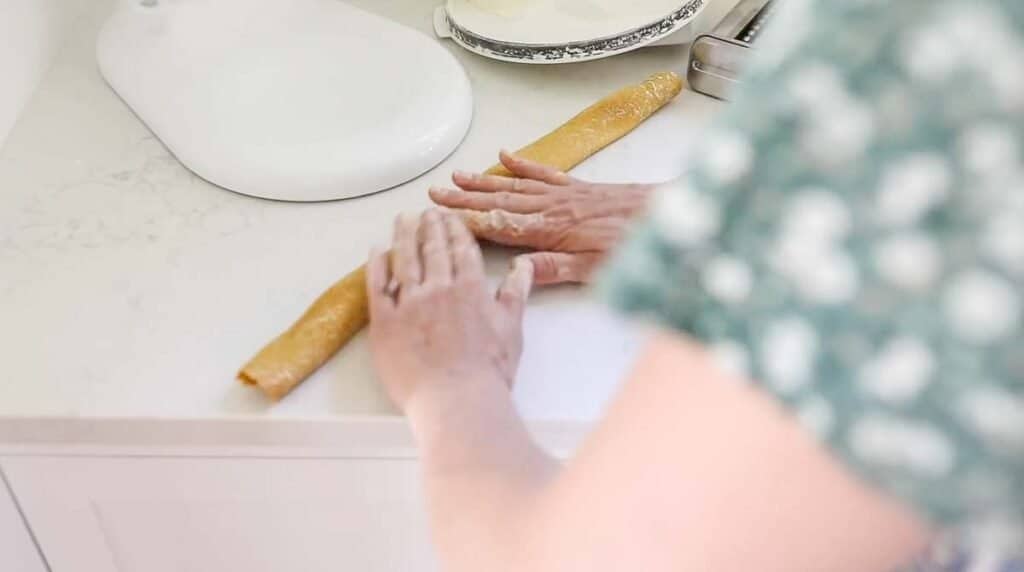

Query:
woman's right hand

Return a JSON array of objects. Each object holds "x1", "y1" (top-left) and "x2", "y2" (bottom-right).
[{"x1": 429, "y1": 151, "x2": 654, "y2": 285}]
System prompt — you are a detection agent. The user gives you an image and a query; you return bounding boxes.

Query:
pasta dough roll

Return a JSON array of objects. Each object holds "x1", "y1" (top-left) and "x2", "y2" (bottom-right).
[
  {"x1": 239, "y1": 71, "x2": 683, "y2": 400},
  {"x1": 484, "y1": 71, "x2": 683, "y2": 177},
  {"x1": 238, "y1": 266, "x2": 368, "y2": 400}
]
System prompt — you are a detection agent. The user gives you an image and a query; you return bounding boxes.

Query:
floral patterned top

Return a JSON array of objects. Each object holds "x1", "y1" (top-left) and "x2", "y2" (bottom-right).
[{"x1": 601, "y1": 0, "x2": 1023, "y2": 567}]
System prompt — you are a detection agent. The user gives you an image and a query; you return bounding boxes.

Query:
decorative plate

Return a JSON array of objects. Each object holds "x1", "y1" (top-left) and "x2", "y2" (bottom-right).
[{"x1": 438, "y1": 0, "x2": 706, "y2": 64}]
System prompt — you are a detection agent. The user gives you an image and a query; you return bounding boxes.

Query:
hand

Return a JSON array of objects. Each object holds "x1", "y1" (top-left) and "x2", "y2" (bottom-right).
[
  {"x1": 366, "y1": 209, "x2": 533, "y2": 413},
  {"x1": 429, "y1": 151, "x2": 655, "y2": 285}
]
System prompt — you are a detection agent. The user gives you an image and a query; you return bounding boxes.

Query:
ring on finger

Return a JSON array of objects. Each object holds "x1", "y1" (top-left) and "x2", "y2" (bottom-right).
[{"x1": 385, "y1": 276, "x2": 401, "y2": 299}]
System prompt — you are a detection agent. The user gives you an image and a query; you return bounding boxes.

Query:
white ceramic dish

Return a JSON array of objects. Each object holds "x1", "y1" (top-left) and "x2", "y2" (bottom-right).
[
  {"x1": 97, "y1": 0, "x2": 473, "y2": 202},
  {"x1": 439, "y1": 0, "x2": 706, "y2": 64}
]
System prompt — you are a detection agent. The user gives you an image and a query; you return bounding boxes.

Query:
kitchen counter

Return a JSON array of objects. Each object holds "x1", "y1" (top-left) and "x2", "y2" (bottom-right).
[{"x1": 0, "y1": 0, "x2": 722, "y2": 444}]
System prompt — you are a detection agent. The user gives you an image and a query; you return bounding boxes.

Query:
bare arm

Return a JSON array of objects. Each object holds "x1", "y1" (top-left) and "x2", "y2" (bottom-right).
[
  {"x1": 369, "y1": 211, "x2": 931, "y2": 572},
  {"x1": 411, "y1": 334, "x2": 930, "y2": 571},
  {"x1": 406, "y1": 378, "x2": 557, "y2": 567},
  {"x1": 366, "y1": 210, "x2": 558, "y2": 569},
  {"x1": 533, "y1": 333, "x2": 931, "y2": 571}
]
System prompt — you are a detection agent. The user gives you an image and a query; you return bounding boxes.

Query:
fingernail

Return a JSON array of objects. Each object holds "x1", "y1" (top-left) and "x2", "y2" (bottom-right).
[{"x1": 453, "y1": 170, "x2": 471, "y2": 179}]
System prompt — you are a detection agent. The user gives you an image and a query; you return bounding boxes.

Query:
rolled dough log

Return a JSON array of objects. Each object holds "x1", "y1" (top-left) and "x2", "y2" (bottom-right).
[
  {"x1": 485, "y1": 71, "x2": 684, "y2": 176},
  {"x1": 238, "y1": 71, "x2": 683, "y2": 400},
  {"x1": 239, "y1": 267, "x2": 368, "y2": 400}
]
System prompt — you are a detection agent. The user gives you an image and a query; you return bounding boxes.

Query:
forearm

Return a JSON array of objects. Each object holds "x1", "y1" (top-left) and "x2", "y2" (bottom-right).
[
  {"x1": 542, "y1": 333, "x2": 932, "y2": 571},
  {"x1": 406, "y1": 377, "x2": 558, "y2": 570}
]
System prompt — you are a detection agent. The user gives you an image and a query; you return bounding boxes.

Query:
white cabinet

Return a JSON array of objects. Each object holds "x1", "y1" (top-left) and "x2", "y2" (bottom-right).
[
  {"x1": 2, "y1": 456, "x2": 435, "y2": 572},
  {"x1": 0, "y1": 467, "x2": 46, "y2": 572}
]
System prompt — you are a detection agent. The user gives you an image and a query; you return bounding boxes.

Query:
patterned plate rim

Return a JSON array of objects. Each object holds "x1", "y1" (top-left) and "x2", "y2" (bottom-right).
[{"x1": 445, "y1": 0, "x2": 706, "y2": 64}]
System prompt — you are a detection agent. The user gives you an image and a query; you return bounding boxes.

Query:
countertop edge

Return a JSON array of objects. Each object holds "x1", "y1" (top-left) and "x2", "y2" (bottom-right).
[{"x1": 0, "y1": 416, "x2": 586, "y2": 458}]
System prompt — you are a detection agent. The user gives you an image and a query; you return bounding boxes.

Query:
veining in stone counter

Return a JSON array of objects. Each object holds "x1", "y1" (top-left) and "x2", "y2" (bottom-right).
[{"x1": 0, "y1": 0, "x2": 722, "y2": 421}]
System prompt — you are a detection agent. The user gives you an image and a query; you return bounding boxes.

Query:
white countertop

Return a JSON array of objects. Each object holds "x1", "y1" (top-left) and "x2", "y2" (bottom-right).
[{"x1": 0, "y1": 0, "x2": 722, "y2": 423}]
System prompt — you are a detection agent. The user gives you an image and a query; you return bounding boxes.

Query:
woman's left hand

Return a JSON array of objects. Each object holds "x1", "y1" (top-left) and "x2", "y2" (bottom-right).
[
  {"x1": 429, "y1": 151, "x2": 654, "y2": 285},
  {"x1": 366, "y1": 209, "x2": 533, "y2": 413}
]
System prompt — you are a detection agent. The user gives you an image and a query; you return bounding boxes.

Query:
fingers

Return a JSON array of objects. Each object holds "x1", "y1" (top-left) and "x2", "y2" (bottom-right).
[
  {"x1": 442, "y1": 210, "x2": 484, "y2": 279},
  {"x1": 429, "y1": 187, "x2": 549, "y2": 214},
  {"x1": 519, "y1": 251, "x2": 602, "y2": 285},
  {"x1": 366, "y1": 247, "x2": 395, "y2": 316},
  {"x1": 392, "y1": 213, "x2": 422, "y2": 288},
  {"x1": 497, "y1": 150, "x2": 574, "y2": 186},
  {"x1": 419, "y1": 209, "x2": 453, "y2": 285},
  {"x1": 451, "y1": 170, "x2": 551, "y2": 195},
  {"x1": 497, "y1": 256, "x2": 534, "y2": 317},
  {"x1": 453, "y1": 209, "x2": 547, "y2": 248}
]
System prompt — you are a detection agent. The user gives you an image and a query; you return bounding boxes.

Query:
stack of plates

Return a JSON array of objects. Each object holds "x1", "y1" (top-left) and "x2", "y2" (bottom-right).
[{"x1": 436, "y1": 0, "x2": 707, "y2": 64}]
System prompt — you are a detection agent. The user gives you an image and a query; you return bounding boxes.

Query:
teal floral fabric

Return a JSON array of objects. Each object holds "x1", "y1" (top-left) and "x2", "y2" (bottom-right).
[{"x1": 602, "y1": 0, "x2": 1023, "y2": 564}]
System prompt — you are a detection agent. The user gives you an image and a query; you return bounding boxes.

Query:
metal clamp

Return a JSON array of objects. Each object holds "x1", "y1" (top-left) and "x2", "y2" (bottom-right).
[{"x1": 687, "y1": 0, "x2": 774, "y2": 100}]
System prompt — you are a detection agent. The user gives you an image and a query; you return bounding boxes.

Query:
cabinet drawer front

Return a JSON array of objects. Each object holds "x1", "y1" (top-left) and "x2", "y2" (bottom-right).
[
  {"x1": 0, "y1": 465, "x2": 46, "y2": 572},
  {"x1": 2, "y1": 456, "x2": 434, "y2": 572}
]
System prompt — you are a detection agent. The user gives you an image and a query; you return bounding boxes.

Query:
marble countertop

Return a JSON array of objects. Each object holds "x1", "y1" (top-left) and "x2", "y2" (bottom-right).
[{"x1": 0, "y1": 0, "x2": 722, "y2": 422}]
